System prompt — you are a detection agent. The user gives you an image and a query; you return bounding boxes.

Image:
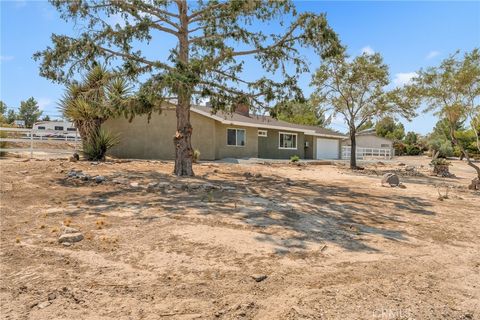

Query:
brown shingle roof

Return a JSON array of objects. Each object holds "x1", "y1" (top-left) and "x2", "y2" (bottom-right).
[{"x1": 191, "y1": 105, "x2": 345, "y2": 138}]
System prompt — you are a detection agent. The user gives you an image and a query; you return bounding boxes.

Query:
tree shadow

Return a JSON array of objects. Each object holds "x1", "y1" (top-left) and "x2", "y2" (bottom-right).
[{"x1": 54, "y1": 168, "x2": 435, "y2": 254}]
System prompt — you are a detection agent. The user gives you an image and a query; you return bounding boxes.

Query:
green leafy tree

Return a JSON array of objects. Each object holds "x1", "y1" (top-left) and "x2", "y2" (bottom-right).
[
  {"x1": 404, "y1": 131, "x2": 418, "y2": 145},
  {"x1": 375, "y1": 117, "x2": 405, "y2": 141},
  {"x1": 428, "y1": 137, "x2": 454, "y2": 158},
  {"x1": 0, "y1": 101, "x2": 7, "y2": 116},
  {"x1": 312, "y1": 52, "x2": 415, "y2": 168},
  {"x1": 271, "y1": 98, "x2": 331, "y2": 127},
  {"x1": 18, "y1": 97, "x2": 43, "y2": 127},
  {"x1": 6, "y1": 109, "x2": 17, "y2": 124},
  {"x1": 406, "y1": 49, "x2": 480, "y2": 181},
  {"x1": 431, "y1": 118, "x2": 464, "y2": 142},
  {"x1": 357, "y1": 120, "x2": 374, "y2": 132},
  {"x1": 41, "y1": 115, "x2": 51, "y2": 121},
  {"x1": 454, "y1": 129, "x2": 477, "y2": 156},
  {"x1": 0, "y1": 101, "x2": 7, "y2": 124},
  {"x1": 34, "y1": 0, "x2": 340, "y2": 176}
]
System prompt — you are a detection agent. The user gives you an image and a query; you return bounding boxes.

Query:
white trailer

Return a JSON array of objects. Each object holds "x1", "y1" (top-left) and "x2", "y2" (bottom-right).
[{"x1": 31, "y1": 121, "x2": 78, "y2": 139}]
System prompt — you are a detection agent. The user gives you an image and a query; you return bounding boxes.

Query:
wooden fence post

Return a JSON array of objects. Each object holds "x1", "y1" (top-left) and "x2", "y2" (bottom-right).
[{"x1": 30, "y1": 128, "x2": 33, "y2": 159}]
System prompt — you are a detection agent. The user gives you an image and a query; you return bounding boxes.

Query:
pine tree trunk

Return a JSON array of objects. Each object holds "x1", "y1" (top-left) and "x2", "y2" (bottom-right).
[
  {"x1": 174, "y1": 100, "x2": 194, "y2": 176},
  {"x1": 173, "y1": 0, "x2": 194, "y2": 176},
  {"x1": 350, "y1": 129, "x2": 357, "y2": 169}
]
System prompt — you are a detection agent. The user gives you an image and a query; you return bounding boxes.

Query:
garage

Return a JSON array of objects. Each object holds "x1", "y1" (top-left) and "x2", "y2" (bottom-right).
[{"x1": 316, "y1": 138, "x2": 339, "y2": 159}]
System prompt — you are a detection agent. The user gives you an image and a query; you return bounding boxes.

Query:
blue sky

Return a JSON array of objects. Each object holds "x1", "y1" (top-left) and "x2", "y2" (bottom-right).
[{"x1": 1, "y1": 0, "x2": 479, "y2": 134}]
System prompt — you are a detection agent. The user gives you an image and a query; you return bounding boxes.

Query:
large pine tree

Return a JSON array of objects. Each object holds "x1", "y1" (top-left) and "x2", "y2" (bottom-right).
[{"x1": 35, "y1": 0, "x2": 341, "y2": 176}]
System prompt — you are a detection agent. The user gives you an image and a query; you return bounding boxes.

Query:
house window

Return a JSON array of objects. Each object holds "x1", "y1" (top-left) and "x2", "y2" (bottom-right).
[
  {"x1": 227, "y1": 128, "x2": 246, "y2": 147},
  {"x1": 381, "y1": 144, "x2": 390, "y2": 148},
  {"x1": 279, "y1": 132, "x2": 297, "y2": 149},
  {"x1": 67, "y1": 128, "x2": 76, "y2": 132},
  {"x1": 37, "y1": 126, "x2": 45, "y2": 130},
  {"x1": 258, "y1": 130, "x2": 267, "y2": 137},
  {"x1": 54, "y1": 126, "x2": 64, "y2": 131}
]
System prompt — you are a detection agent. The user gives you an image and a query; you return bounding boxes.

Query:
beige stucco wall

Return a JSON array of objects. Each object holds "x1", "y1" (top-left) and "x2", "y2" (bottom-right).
[
  {"x1": 342, "y1": 135, "x2": 393, "y2": 149},
  {"x1": 257, "y1": 128, "x2": 305, "y2": 159},
  {"x1": 214, "y1": 123, "x2": 258, "y2": 159},
  {"x1": 103, "y1": 109, "x2": 217, "y2": 160}
]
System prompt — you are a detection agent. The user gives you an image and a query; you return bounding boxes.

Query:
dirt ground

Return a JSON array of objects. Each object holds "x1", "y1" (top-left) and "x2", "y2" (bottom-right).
[{"x1": 0, "y1": 155, "x2": 479, "y2": 320}]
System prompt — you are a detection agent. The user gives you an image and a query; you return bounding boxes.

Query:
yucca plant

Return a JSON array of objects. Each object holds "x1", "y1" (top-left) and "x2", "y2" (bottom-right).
[
  {"x1": 193, "y1": 149, "x2": 201, "y2": 163},
  {"x1": 59, "y1": 65, "x2": 134, "y2": 158},
  {"x1": 82, "y1": 129, "x2": 119, "y2": 161}
]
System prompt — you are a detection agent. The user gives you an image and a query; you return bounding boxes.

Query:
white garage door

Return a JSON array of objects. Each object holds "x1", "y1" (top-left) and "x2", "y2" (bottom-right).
[{"x1": 316, "y1": 138, "x2": 339, "y2": 159}]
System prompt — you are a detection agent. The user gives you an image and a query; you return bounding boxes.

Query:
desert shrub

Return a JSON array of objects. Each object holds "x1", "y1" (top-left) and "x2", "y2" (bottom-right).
[
  {"x1": 431, "y1": 158, "x2": 451, "y2": 166},
  {"x1": 438, "y1": 141, "x2": 454, "y2": 158},
  {"x1": 0, "y1": 130, "x2": 7, "y2": 157},
  {"x1": 393, "y1": 141, "x2": 406, "y2": 156},
  {"x1": 82, "y1": 129, "x2": 119, "y2": 161},
  {"x1": 290, "y1": 155, "x2": 300, "y2": 163},
  {"x1": 193, "y1": 149, "x2": 201, "y2": 163},
  {"x1": 453, "y1": 146, "x2": 462, "y2": 158},
  {"x1": 431, "y1": 158, "x2": 452, "y2": 176},
  {"x1": 405, "y1": 144, "x2": 422, "y2": 155},
  {"x1": 427, "y1": 138, "x2": 453, "y2": 158},
  {"x1": 0, "y1": 122, "x2": 12, "y2": 157}
]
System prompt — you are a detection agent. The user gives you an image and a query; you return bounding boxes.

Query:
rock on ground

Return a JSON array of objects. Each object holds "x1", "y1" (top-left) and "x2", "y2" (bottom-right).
[
  {"x1": 58, "y1": 232, "x2": 84, "y2": 244},
  {"x1": 381, "y1": 173, "x2": 400, "y2": 187},
  {"x1": 251, "y1": 274, "x2": 268, "y2": 282},
  {"x1": 468, "y1": 177, "x2": 480, "y2": 190}
]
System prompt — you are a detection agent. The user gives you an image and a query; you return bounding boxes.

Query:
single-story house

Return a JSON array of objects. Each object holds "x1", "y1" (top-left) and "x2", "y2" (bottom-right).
[
  {"x1": 103, "y1": 103, "x2": 346, "y2": 161},
  {"x1": 341, "y1": 128, "x2": 394, "y2": 159}
]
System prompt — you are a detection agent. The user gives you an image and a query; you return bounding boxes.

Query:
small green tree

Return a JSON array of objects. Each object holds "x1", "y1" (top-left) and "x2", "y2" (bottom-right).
[
  {"x1": 6, "y1": 109, "x2": 17, "y2": 124},
  {"x1": 375, "y1": 117, "x2": 405, "y2": 141},
  {"x1": 404, "y1": 131, "x2": 418, "y2": 145},
  {"x1": 41, "y1": 115, "x2": 51, "y2": 121},
  {"x1": 407, "y1": 49, "x2": 480, "y2": 182},
  {"x1": 18, "y1": 97, "x2": 43, "y2": 128},
  {"x1": 0, "y1": 101, "x2": 7, "y2": 116},
  {"x1": 312, "y1": 53, "x2": 415, "y2": 168},
  {"x1": 0, "y1": 101, "x2": 7, "y2": 124},
  {"x1": 271, "y1": 98, "x2": 331, "y2": 127},
  {"x1": 427, "y1": 137, "x2": 454, "y2": 158},
  {"x1": 431, "y1": 118, "x2": 464, "y2": 143}
]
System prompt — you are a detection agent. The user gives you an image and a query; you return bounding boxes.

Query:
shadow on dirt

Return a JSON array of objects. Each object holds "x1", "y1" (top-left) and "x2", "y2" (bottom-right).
[{"x1": 55, "y1": 167, "x2": 434, "y2": 253}]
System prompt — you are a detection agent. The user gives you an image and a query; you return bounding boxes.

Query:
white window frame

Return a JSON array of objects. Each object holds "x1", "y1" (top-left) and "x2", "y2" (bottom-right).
[
  {"x1": 226, "y1": 128, "x2": 246, "y2": 147},
  {"x1": 278, "y1": 132, "x2": 298, "y2": 150},
  {"x1": 258, "y1": 130, "x2": 267, "y2": 137}
]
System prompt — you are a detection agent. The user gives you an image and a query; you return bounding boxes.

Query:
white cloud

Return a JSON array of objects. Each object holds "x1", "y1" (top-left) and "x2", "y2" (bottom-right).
[
  {"x1": 0, "y1": 55, "x2": 14, "y2": 61},
  {"x1": 360, "y1": 46, "x2": 375, "y2": 55},
  {"x1": 37, "y1": 98, "x2": 53, "y2": 110},
  {"x1": 393, "y1": 72, "x2": 418, "y2": 87},
  {"x1": 426, "y1": 51, "x2": 440, "y2": 59}
]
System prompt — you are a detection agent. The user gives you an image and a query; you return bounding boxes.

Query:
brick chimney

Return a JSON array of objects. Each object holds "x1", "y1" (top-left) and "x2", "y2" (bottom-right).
[{"x1": 234, "y1": 103, "x2": 250, "y2": 117}]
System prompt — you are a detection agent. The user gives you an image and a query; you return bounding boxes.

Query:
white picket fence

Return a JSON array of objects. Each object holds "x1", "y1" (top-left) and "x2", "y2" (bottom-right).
[
  {"x1": 0, "y1": 127, "x2": 81, "y2": 158},
  {"x1": 342, "y1": 146, "x2": 392, "y2": 160}
]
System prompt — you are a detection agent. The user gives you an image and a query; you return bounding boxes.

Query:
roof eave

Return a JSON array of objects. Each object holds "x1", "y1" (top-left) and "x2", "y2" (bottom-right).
[{"x1": 191, "y1": 107, "x2": 345, "y2": 138}]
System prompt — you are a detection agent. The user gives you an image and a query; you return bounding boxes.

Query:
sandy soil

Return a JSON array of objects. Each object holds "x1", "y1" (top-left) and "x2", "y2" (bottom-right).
[{"x1": 0, "y1": 156, "x2": 479, "y2": 320}]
